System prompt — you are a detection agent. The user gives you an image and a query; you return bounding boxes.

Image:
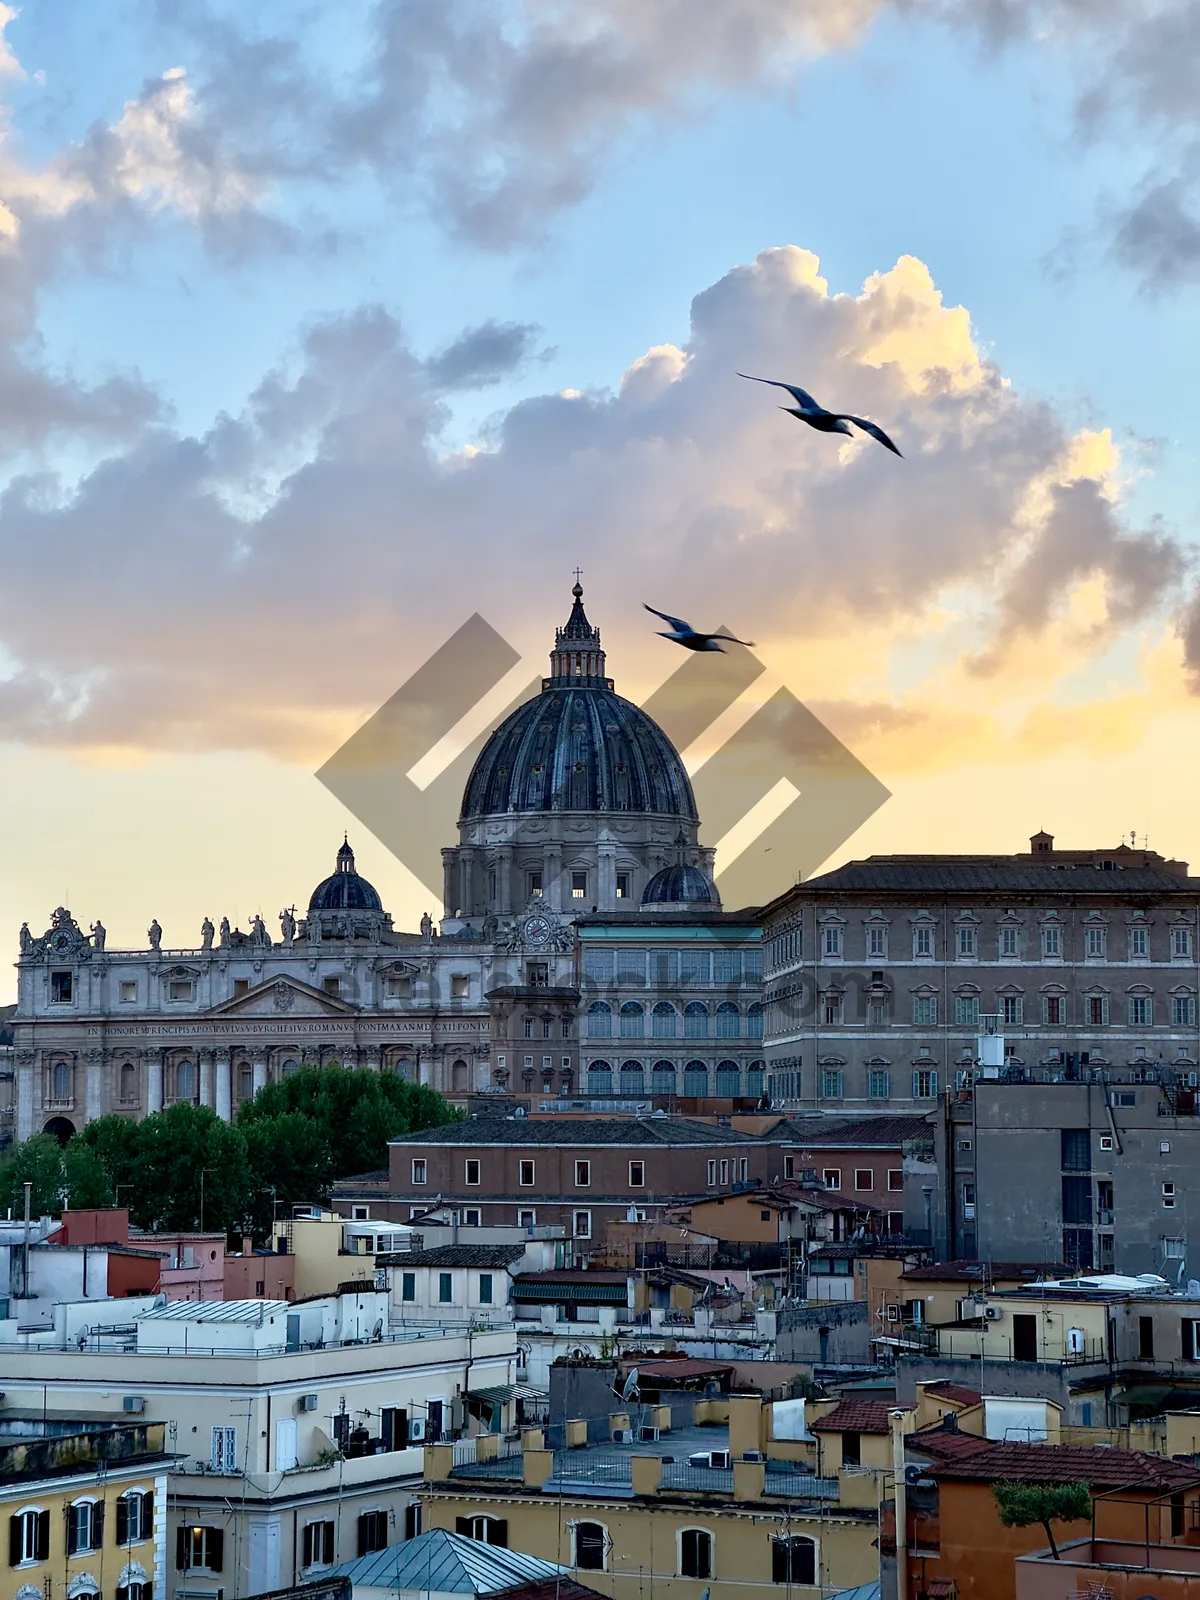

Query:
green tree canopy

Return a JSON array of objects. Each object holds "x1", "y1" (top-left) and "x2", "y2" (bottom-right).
[
  {"x1": 0, "y1": 1134, "x2": 66, "y2": 1217},
  {"x1": 993, "y1": 1480, "x2": 1092, "y2": 1559},
  {"x1": 241, "y1": 1112, "x2": 333, "y2": 1241},
  {"x1": 128, "y1": 1103, "x2": 251, "y2": 1234}
]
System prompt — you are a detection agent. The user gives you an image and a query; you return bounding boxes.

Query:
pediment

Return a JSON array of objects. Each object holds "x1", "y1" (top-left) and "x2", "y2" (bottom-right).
[{"x1": 207, "y1": 977, "x2": 358, "y2": 1017}]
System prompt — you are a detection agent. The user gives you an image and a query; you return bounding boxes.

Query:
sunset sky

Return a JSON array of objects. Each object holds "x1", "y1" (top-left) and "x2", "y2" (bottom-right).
[{"x1": 1, "y1": 0, "x2": 1198, "y2": 996}]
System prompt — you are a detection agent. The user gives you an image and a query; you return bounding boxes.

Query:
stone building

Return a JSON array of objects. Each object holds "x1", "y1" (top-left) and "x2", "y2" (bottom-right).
[
  {"x1": 11, "y1": 584, "x2": 762, "y2": 1141},
  {"x1": 761, "y1": 834, "x2": 1200, "y2": 1117}
]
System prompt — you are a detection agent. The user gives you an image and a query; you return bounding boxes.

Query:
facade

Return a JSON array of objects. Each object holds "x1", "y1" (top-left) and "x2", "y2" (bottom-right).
[
  {"x1": 0, "y1": 1419, "x2": 168, "y2": 1600},
  {"x1": 762, "y1": 834, "x2": 1200, "y2": 1118},
  {"x1": 11, "y1": 584, "x2": 762, "y2": 1141}
]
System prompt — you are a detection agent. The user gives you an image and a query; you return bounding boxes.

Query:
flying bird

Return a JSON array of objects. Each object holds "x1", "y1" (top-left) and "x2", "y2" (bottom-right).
[
  {"x1": 738, "y1": 373, "x2": 902, "y2": 456},
  {"x1": 644, "y1": 604, "x2": 754, "y2": 652}
]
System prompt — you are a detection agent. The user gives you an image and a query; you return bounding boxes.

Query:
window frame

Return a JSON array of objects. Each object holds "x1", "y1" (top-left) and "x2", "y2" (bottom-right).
[
  {"x1": 518, "y1": 1159, "x2": 536, "y2": 1188},
  {"x1": 411, "y1": 1158, "x2": 427, "y2": 1185},
  {"x1": 678, "y1": 1528, "x2": 713, "y2": 1581}
]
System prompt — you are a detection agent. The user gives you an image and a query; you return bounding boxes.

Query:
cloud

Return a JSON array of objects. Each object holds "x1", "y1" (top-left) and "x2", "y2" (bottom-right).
[
  {"x1": 0, "y1": 244, "x2": 1185, "y2": 763},
  {"x1": 425, "y1": 320, "x2": 546, "y2": 389}
]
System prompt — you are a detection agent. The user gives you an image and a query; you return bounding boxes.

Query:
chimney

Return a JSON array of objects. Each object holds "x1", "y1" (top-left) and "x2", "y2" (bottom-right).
[{"x1": 944, "y1": 1410, "x2": 958, "y2": 1432}]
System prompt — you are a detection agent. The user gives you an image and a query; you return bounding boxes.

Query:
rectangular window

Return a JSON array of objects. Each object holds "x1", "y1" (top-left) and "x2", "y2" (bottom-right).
[
  {"x1": 1044, "y1": 994, "x2": 1065, "y2": 1026},
  {"x1": 527, "y1": 872, "x2": 543, "y2": 897},
  {"x1": 679, "y1": 949, "x2": 710, "y2": 986},
  {"x1": 210, "y1": 1425, "x2": 237, "y2": 1473},
  {"x1": 1184, "y1": 1319, "x2": 1200, "y2": 1360},
  {"x1": 1043, "y1": 924, "x2": 1062, "y2": 958},
  {"x1": 411, "y1": 1158, "x2": 427, "y2": 1185},
  {"x1": 888, "y1": 1169, "x2": 904, "y2": 1192},
  {"x1": 386, "y1": 975, "x2": 412, "y2": 999},
  {"x1": 1086, "y1": 995, "x2": 1109, "y2": 1026},
  {"x1": 571, "y1": 871, "x2": 588, "y2": 899},
  {"x1": 1139, "y1": 1316, "x2": 1155, "y2": 1359},
  {"x1": 479, "y1": 1273, "x2": 493, "y2": 1305},
  {"x1": 719, "y1": 1159, "x2": 729, "y2": 1185},
  {"x1": 913, "y1": 995, "x2": 937, "y2": 1026},
  {"x1": 1174, "y1": 995, "x2": 1196, "y2": 1027},
  {"x1": 887, "y1": 1211, "x2": 904, "y2": 1235},
  {"x1": 323, "y1": 976, "x2": 340, "y2": 996},
  {"x1": 464, "y1": 1159, "x2": 480, "y2": 1186},
  {"x1": 957, "y1": 926, "x2": 976, "y2": 958},
  {"x1": 823, "y1": 994, "x2": 843, "y2": 1026},
  {"x1": 706, "y1": 1160, "x2": 716, "y2": 1186},
  {"x1": 439, "y1": 1272, "x2": 453, "y2": 1303},
  {"x1": 402, "y1": 1272, "x2": 416, "y2": 1303},
  {"x1": 867, "y1": 925, "x2": 887, "y2": 957},
  {"x1": 629, "y1": 1160, "x2": 645, "y2": 1188},
  {"x1": 575, "y1": 1160, "x2": 591, "y2": 1187},
  {"x1": 523, "y1": 1016, "x2": 535, "y2": 1038},
  {"x1": 1173, "y1": 927, "x2": 1192, "y2": 960},
  {"x1": 822, "y1": 1168, "x2": 841, "y2": 1190},
  {"x1": 713, "y1": 950, "x2": 741, "y2": 985},
  {"x1": 854, "y1": 1169, "x2": 873, "y2": 1191},
  {"x1": 1002, "y1": 995, "x2": 1023, "y2": 1026},
  {"x1": 617, "y1": 948, "x2": 646, "y2": 985},
  {"x1": 527, "y1": 962, "x2": 548, "y2": 987},
  {"x1": 1129, "y1": 995, "x2": 1153, "y2": 1027},
  {"x1": 616, "y1": 873, "x2": 630, "y2": 899},
  {"x1": 517, "y1": 1209, "x2": 536, "y2": 1227},
  {"x1": 822, "y1": 925, "x2": 842, "y2": 958},
  {"x1": 1000, "y1": 926, "x2": 1019, "y2": 958},
  {"x1": 451, "y1": 974, "x2": 470, "y2": 999},
  {"x1": 868, "y1": 1068, "x2": 890, "y2": 1099},
  {"x1": 119, "y1": 980, "x2": 137, "y2": 1003},
  {"x1": 1130, "y1": 926, "x2": 1149, "y2": 959},
  {"x1": 178, "y1": 1526, "x2": 225, "y2": 1572},
  {"x1": 302, "y1": 1522, "x2": 335, "y2": 1569},
  {"x1": 954, "y1": 995, "x2": 980, "y2": 1027},
  {"x1": 914, "y1": 925, "x2": 934, "y2": 958},
  {"x1": 1062, "y1": 1174, "x2": 1092, "y2": 1225},
  {"x1": 583, "y1": 948, "x2": 614, "y2": 985},
  {"x1": 1163, "y1": 1182, "x2": 1177, "y2": 1209},
  {"x1": 912, "y1": 1069, "x2": 938, "y2": 1099},
  {"x1": 168, "y1": 980, "x2": 194, "y2": 1001},
  {"x1": 357, "y1": 1512, "x2": 388, "y2": 1558},
  {"x1": 573, "y1": 1210, "x2": 591, "y2": 1239},
  {"x1": 12, "y1": 1508, "x2": 49, "y2": 1564},
  {"x1": 233, "y1": 978, "x2": 249, "y2": 996},
  {"x1": 1086, "y1": 925, "x2": 1107, "y2": 958},
  {"x1": 821, "y1": 1067, "x2": 843, "y2": 1098},
  {"x1": 519, "y1": 1160, "x2": 535, "y2": 1186},
  {"x1": 50, "y1": 970, "x2": 73, "y2": 1003},
  {"x1": 1061, "y1": 1128, "x2": 1090, "y2": 1171}
]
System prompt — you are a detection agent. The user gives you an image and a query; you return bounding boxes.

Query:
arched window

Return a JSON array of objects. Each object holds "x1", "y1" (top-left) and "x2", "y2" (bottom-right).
[
  {"x1": 619, "y1": 1002, "x2": 644, "y2": 1039},
  {"x1": 683, "y1": 1061, "x2": 708, "y2": 1097},
  {"x1": 51, "y1": 1061, "x2": 71, "y2": 1101},
  {"x1": 619, "y1": 1061, "x2": 644, "y2": 1096},
  {"x1": 451, "y1": 1059, "x2": 469, "y2": 1091},
  {"x1": 715, "y1": 1002, "x2": 740, "y2": 1039},
  {"x1": 652, "y1": 1002, "x2": 678, "y2": 1039},
  {"x1": 175, "y1": 1060, "x2": 196, "y2": 1101},
  {"x1": 747, "y1": 1002, "x2": 764, "y2": 1040},
  {"x1": 588, "y1": 1061, "x2": 613, "y2": 1096},
  {"x1": 119, "y1": 1062, "x2": 137, "y2": 1105},
  {"x1": 574, "y1": 1521, "x2": 607, "y2": 1571},
  {"x1": 772, "y1": 1536, "x2": 815, "y2": 1585},
  {"x1": 684, "y1": 1002, "x2": 708, "y2": 1039},
  {"x1": 66, "y1": 1498, "x2": 101, "y2": 1556},
  {"x1": 238, "y1": 1064, "x2": 253, "y2": 1099},
  {"x1": 715, "y1": 1061, "x2": 740, "y2": 1097},
  {"x1": 587, "y1": 1002, "x2": 612, "y2": 1039},
  {"x1": 458, "y1": 1515, "x2": 507, "y2": 1546},
  {"x1": 282, "y1": 1058, "x2": 300, "y2": 1077},
  {"x1": 651, "y1": 1061, "x2": 676, "y2": 1094},
  {"x1": 679, "y1": 1529, "x2": 713, "y2": 1580},
  {"x1": 746, "y1": 1060, "x2": 766, "y2": 1098}
]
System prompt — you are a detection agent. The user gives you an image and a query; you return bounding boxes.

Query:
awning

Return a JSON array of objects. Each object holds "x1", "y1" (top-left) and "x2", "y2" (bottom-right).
[
  {"x1": 1115, "y1": 1383, "x2": 1177, "y2": 1409},
  {"x1": 468, "y1": 1383, "x2": 549, "y2": 1407},
  {"x1": 512, "y1": 1281, "x2": 627, "y2": 1304}
]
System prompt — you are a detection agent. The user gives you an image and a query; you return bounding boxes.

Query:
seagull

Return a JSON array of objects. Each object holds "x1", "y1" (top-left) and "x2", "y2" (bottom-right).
[
  {"x1": 738, "y1": 372, "x2": 902, "y2": 456},
  {"x1": 644, "y1": 604, "x2": 755, "y2": 652}
]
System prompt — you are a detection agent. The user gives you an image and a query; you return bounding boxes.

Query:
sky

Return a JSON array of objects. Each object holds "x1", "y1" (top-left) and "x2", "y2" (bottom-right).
[{"x1": 1, "y1": 0, "x2": 1199, "y2": 996}]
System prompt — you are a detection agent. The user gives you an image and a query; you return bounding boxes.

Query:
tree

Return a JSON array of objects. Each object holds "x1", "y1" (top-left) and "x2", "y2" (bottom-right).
[
  {"x1": 62, "y1": 1140, "x2": 115, "y2": 1209},
  {"x1": 73, "y1": 1115, "x2": 142, "y2": 1205},
  {"x1": 0, "y1": 1134, "x2": 66, "y2": 1217},
  {"x1": 241, "y1": 1113, "x2": 333, "y2": 1240},
  {"x1": 993, "y1": 1480, "x2": 1092, "y2": 1559},
  {"x1": 128, "y1": 1103, "x2": 251, "y2": 1234}
]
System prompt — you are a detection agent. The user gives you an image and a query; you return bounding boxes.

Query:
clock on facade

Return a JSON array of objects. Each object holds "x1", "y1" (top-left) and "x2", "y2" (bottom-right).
[{"x1": 522, "y1": 915, "x2": 553, "y2": 947}]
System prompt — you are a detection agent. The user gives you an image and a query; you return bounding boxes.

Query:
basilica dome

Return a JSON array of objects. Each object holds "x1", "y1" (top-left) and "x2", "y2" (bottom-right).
[
  {"x1": 641, "y1": 861, "x2": 716, "y2": 905},
  {"x1": 460, "y1": 584, "x2": 697, "y2": 822},
  {"x1": 308, "y1": 839, "x2": 384, "y2": 912}
]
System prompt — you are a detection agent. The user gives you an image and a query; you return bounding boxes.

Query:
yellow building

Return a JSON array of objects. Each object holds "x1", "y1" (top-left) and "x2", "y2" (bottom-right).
[
  {"x1": 0, "y1": 1420, "x2": 168, "y2": 1600},
  {"x1": 420, "y1": 1397, "x2": 881, "y2": 1600}
]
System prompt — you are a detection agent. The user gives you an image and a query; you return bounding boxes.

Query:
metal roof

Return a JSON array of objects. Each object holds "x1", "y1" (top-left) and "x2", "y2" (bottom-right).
[
  {"x1": 331, "y1": 1530, "x2": 566, "y2": 1593},
  {"x1": 137, "y1": 1299, "x2": 291, "y2": 1323}
]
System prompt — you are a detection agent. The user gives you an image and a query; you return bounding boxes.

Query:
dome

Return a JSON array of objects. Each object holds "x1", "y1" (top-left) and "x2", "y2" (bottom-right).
[
  {"x1": 641, "y1": 861, "x2": 716, "y2": 905},
  {"x1": 460, "y1": 583, "x2": 697, "y2": 822},
  {"x1": 308, "y1": 838, "x2": 383, "y2": 912}
]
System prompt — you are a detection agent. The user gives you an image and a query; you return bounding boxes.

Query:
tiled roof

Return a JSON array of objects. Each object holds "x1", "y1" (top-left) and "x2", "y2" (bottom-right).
[
  {"x1": 767, "y1": 1115, "x2": 933, "y2": 1147},
  {"x1": 921, "y1": 1380, "x2": 982, "y2": 1408},
  {"x1": 911, "y1": 1428, "x2": 1200, "y2": 1490},
  {"x1": 811, "y1": 1400, "x2": 901, "y2": 1435},
  {"x1": 389, "y1": 1117, "x2": 750, "y2": 1147},
  {"x1": 802, "y1": 860, "x2": 1189, "y2": 895},
  {"x1": 514, "y1": 1270, "x2": 626, "y2": 1285},
  {"x1": 378, "y1": 1245, "x2": 525, "y2": 1268},
  {"x1": 901, "y1": 1261, "x2": 1066, "y2": 1284}
]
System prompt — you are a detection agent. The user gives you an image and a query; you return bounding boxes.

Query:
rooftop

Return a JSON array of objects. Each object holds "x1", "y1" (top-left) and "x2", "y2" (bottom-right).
[
  {"x1": 767, "y1": 1115, "x2": 933, "y2": 1147},
  {"x1": 138, "y1": 1298, "x2": 289, "y2": 1323},
  {"x1": 900, "y1": 1261, "x2": 1067, "y2": 1284},
  {"x1": 920, "y1": 1380, "x2": 983, "y2": 1408},
  {"x1": 379, "y1": 1245, "x2": 526, "y2": 1269},
  {"x1": 911, "y1": 1425, "x2": 1200, "y2": 1491},
  {"x1": 812, "y1": 1400, "x2": 907, "y2": 1435},
  {"x1": 331, "y1": 1530, "x2": 566, "y2": 1594},
  {"x1": 802, "y1": 858, "x2": 1191, "y2": 895},
  {"x1": 389, "y1": 1117, "x2": 750, "y2": 1147}
]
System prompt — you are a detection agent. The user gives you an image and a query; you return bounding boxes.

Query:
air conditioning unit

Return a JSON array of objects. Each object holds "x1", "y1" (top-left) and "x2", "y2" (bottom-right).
[
  {"x1": 742, "y1": 1450, "x2": 764, "y2": 1463},
  {"x1": 298, "y1": 1394, "x2": 319, "y2": 1413},
  {"x1": 122, "y1": 1396, "x2": 145, "y2": 1413},
  {"x1": 984, "y1": 1306, "x2": 1002, "y2": 1321},
  {"x1": 611, "y1": 1428, "x2": 632, "y2": 1444},
  {"x1": 639, "y1": 1426, "x2": 660, "y2": 1442},
  {"x1": 410, "y1": 1419, "x2": 427, "y2": 1442}
]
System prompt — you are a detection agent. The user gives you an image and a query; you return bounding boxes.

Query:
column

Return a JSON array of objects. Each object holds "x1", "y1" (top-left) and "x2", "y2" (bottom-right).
[
  {"x1": 215, "y1": 1049, "x2": 232, "y2": 1122},
  {"x1": 147, "y1": 1048, "x2": 164, "y2": 1113},
  {"x1": 419, "y1": 1052, "x2": 433, "y2": 1087},
  {"x1": 597, "y1": 842, "x2": 616, "y2": 909},
  {"x1": 499, "y1": 847, "x2": 513, "y2": 915},
  {"x1": 546, "y1": 845, "x2": 562, "y2": 912},
  {"x1": 442, "y1": 848, "x2": 457, "y2": 917},
  {"x1": 252, "y1": 1054, "x2": 268, "y2": 1096},
  {"x1": 199, "y1": 1049, "x2": 214, "y2": 1109},
  {"x1": 84, "y1": 1048, "x2": 103, "y2": 1123},
  {"x1": 365, "y1": 1045, "x2": 382, "y2": 1074},
  {"x1": 459, "y1": 849, "x2": 474, "y2": 919},
  {"x1": 15, "y1": 1051, "x2": 36, "y2": 1141}
]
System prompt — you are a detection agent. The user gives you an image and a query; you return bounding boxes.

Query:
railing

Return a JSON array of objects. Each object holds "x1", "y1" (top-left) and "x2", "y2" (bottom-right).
[{"x1": 451, "y1": 1435, "x2": 522, "y2": 1467}]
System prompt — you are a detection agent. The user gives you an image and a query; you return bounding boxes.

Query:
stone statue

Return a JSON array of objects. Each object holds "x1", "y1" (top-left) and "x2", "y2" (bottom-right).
[
  {"x1": 148, "y1": 918, "x2": 162, "y2": 951},
  {"x1": 251, "y1": 913, "x2": 268, "y2": 945},
  {"x1": 19, "y1": 922, "x2": 30, "y2": 953},
  {"x1": 219, "y1": 916, "x2": 231, "y2": 947},
  {"x1": 420, "y1": 911, "x2": 433, "y2": 940},
  {"x1": 201, "y1": 916, "x2": 215, "y2": 951},
  {"x1": 280, "y1": 908, "x2": 296, "y2": 946},
  {"x1": 90, "y1": 920, "x2": 106, "y2": 951}
]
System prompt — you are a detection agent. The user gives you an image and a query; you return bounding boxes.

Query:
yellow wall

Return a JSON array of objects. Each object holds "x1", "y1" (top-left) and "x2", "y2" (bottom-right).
[
  {"x1": 0, "y1": 1469, "x2": 160, "y2": 1594},
  {"x1": 939, "y1": 1297, "x2": 1109, "y2": 1362},
  {"x1": 280, "y1": 1216, "x2": 373, "y2": 1299}
]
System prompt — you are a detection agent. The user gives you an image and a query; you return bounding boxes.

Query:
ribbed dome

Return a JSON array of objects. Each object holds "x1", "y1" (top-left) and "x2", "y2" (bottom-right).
[
  {"x1": 460, "y1": 583, "x2": 697, "y2": 822},
  {"x1": 308, "y1": 839, "x2": 383, "y2": 912},
  {"x1": 641, "y1": 861, "x2": 716, "y2": 905}
]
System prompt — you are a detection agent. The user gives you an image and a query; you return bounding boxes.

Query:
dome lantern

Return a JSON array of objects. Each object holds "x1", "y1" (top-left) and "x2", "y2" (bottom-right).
[{"x1": 547, "y1": 578, "x2": 612, "y2": 689}]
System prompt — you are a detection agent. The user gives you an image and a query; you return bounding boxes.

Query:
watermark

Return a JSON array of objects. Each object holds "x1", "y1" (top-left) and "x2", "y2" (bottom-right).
[{"x1": 317, "y1": 612, "x2": 889, "y2": 911}]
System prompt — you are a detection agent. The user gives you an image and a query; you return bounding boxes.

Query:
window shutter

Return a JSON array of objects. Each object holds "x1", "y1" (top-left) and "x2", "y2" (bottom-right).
[
  {"x1": 36, "y1": 1512, "x2": 49, "y2": 1563},
  {"x1": 357, "y1": 1516, "x2": 369, "y2": 1559},
  {"x1": 9, "y1": 1515, "x2": 21, "y2": 1568},
  {"x1": 1185, "y1": 1318, "x2": 1195, "y2": 1361},
  {"x1": 176, "y1": 1528, "x2": 188, "y2": 1570},
  {"x1": 67, "y1": 1507, "x2": 79, "y2": 1559},
  {"x1": 209, "y1": 1528, "x2": 224, "y2": 1572},
  {"x1": 141, "y1": 1492, "x2": 154, "y2": 1538},
  {"x1": 490, "y1": 1519, "x2": 508, "y2": 1549},
  {"x1": 456, "y1": 1518, "x2": 472, "y2": 1537},
  {"x1": 116, "y1": 1497, "x2": 129, "y2": 1547},
  {"x1": 302, "y1": 1526, "x2": 313, "y2": 1568},
  {"x1": 794, "y1": 1540, "x2": 815, "y2": 1585},
  {"x1": 772, "y1": 1541, "x2": 788, "y2": 1584},
  {"x1": 92, "y1": 1501, "x2": 104, "y2": 1551}
]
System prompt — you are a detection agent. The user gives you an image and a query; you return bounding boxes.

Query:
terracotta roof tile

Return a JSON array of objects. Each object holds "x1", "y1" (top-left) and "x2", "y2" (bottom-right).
[
  {"x1": 812, "y1": 1400, "x2": 902, "y2": 1435},
  {"x1": 910, "y1": 1428, "x2": 1200, "y2": 1491}
]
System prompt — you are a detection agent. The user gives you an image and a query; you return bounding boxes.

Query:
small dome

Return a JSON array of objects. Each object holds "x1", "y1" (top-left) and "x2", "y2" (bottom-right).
[
  {"x1": 308, "y1": 839, "x2": 383, "y2": 912},
  {"x1": 641, "y1": 861, "x2": 716, "y2": 905}
]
